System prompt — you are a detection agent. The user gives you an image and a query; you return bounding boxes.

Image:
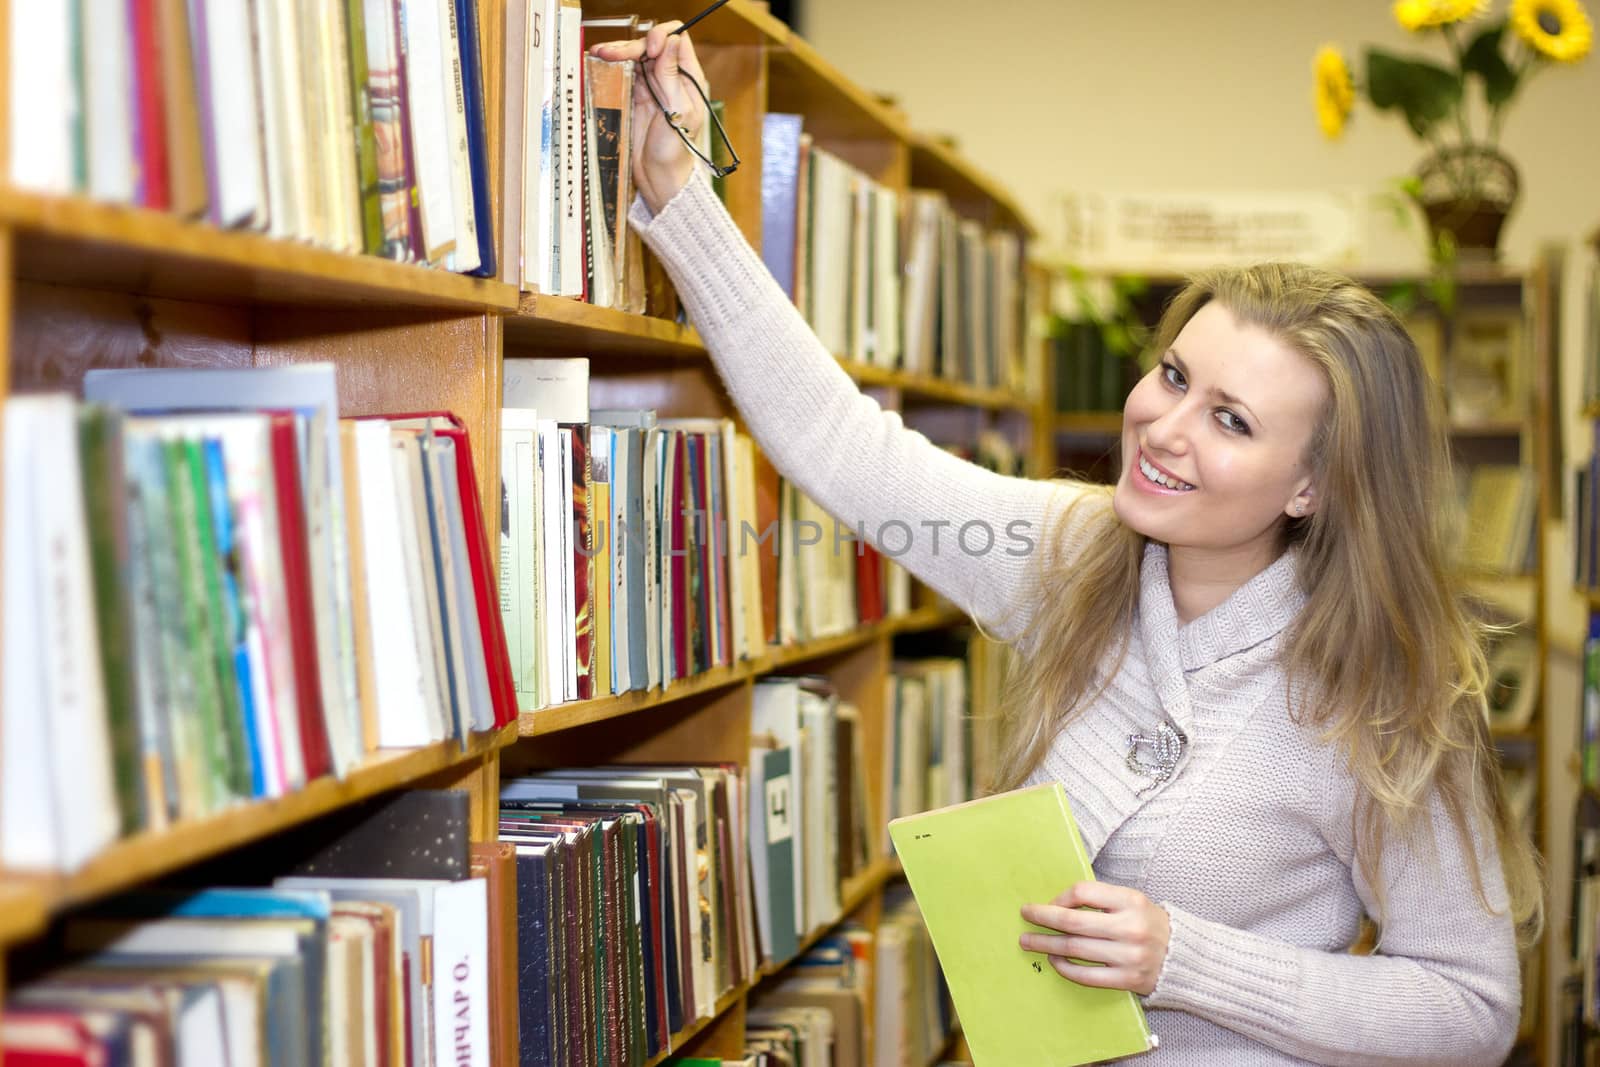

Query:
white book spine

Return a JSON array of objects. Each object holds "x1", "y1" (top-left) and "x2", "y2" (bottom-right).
[
  {"x1": 357, "y1": 421, "x2": 435, "y2": 746},
  {"x1": 608, "y1": 429, "x2": 631, "y2": 693},
  {"x1": 9, "y1": 1, "x2": 77, "y2": 193},
  {"x1": 1, "y1": 408, "x2": 58, "y2": 867},
  {"x1": 390, "y1": 436, "x2": 451, "y2": 741},
  {"x1": 555, "y1": 0, "x2": 583, "y2": 296},
  {"x1": 500, "y1": 0, "x2": 528, "y2": 286},
  {"x1": 12, "y1": 397, "x2": 120, "y2": 869},
  {"x1": 523, "y1": 0, "x2": 558, "y2": 291},
  {"x1": 437, "y1": 0, "x2": 480, "y2": 272},
  {"x1": 83, "y1": 0, "x2": 136, "y2": 203},
  {"x1": 322, "y1": 0, "x2": 364, "y2": 253},
  {"x1": 199, "y1": 0, "x2": 268, "y2": 227},
  {"x1": 500, "y1": 415, "x2": 540, "y2": 708},
  {"x1": 642, "y1": 428, "x2": 661, "y2": 690},
  {"x1": 252, "y1": 0, "x2": 297, "y2": 238},
  {"x1": 536, "y1": 422, "x2": 567, "y2": 706},
  {"x1": 401, "y1": 0, "x2": 458, "y2": 261},
  {"x1": 430, "y1": 879, "x2": 491, "y2": 1067},
  {"x1": 556, "y1": 429, "x2": 577, "y2": 701}
]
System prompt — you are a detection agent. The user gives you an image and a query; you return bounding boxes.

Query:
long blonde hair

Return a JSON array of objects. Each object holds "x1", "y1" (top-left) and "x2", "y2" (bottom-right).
[{"x1": 995, "y1": 263, "x2": 1541, "y2": 941}]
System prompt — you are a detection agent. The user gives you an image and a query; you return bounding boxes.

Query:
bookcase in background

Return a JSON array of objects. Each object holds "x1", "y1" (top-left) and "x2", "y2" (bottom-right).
[
  {"x1": 1041, "y1": 260, "x2": 1557, "y2": 1057},
  {"x1": 0, "y1": 0, "x2": 1042, "y2": 1062}
]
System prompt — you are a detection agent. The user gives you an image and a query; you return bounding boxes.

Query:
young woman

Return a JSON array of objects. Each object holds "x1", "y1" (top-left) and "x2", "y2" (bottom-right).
[{"x1": 594, "y1": 24, "x2": 1540, "y2": 1064}]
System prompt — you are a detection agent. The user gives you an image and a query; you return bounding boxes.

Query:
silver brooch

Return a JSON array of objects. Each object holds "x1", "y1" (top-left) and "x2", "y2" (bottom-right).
[{"x1": 1126, "y1": 719, "x2": 1188, "y2": 796}]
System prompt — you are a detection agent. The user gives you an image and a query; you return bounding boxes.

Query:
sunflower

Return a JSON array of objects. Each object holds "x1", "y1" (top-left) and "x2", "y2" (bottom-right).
[
  {"x1": 1394, "y1": 0, "x2": 1489, "y2": 30},
  {"x1": 1511, "y1": 0, "x2": 1594, "y2": 60},
  {"x1": 1313, "y1": 46, "x2": 1355, "y2": 140}
]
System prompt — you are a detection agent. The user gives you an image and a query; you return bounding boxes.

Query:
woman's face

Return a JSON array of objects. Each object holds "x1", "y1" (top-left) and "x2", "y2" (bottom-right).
[{"x1": 1113, "y1": 301, "x2": 1329, "y2": 564}]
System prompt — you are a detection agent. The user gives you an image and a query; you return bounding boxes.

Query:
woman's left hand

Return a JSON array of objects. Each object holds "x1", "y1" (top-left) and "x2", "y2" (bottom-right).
[{"x1": 1020, "y1": 881, "x2": 1171, "y2": 995}]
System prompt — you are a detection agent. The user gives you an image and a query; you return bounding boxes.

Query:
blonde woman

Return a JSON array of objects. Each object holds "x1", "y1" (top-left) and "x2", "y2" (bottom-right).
[{"x1": 595, "y1": 24, "x2": 1538, "y2": 1064}]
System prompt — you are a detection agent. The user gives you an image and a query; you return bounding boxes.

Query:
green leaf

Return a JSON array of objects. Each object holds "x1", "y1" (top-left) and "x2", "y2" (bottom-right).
[
  {"x1": 1462, "y1": 20, "x2": 1518, "y2": 108},
  {"x1": 1365, "y1": 48, "x2": 1464, "y2": 138}
]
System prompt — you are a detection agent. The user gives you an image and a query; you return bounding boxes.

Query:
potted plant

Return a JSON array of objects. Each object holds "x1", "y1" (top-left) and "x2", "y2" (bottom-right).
[{"x1": 1313, "y1": 0, "x2": 1592, "y2": 260}]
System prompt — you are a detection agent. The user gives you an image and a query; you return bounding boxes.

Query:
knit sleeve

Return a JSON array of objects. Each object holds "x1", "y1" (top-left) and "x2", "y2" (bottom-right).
[
  {"x1": 1144, "y1": 760, "x2": 1521, "y2": 1066},
  {"x1": 628, "y1": 176, "x2": 1098, "y2": 644}
]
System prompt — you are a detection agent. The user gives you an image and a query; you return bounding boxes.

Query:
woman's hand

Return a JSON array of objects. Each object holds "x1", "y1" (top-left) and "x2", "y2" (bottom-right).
[
  {"x1": 1020, "y1": 881, "x2": 1171, "y2": 995},
  {"x1": 590, "y1": 24, "x2": 709, "y2": 214}
]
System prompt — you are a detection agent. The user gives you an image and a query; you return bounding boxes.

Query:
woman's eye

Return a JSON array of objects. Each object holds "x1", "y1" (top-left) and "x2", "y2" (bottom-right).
[
  {"x1": 1216, "y1": 410, "x2": 1250, "y2": 435},
  {"x1": 1161, "y1": 362, "x2": 1185, "y2": 389}
]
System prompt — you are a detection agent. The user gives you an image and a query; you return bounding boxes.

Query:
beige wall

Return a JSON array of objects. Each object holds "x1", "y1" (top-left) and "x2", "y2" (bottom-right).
[
  {"x1": 803, "y1": 0, "x2": 1600, "y2": 270},
  {"x1": 801, "y1": 1, "x2": 1600, "y2": 1058}
]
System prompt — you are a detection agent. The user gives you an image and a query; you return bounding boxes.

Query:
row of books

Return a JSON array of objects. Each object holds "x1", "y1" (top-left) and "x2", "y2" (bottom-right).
[
  {"x1": 1, "y1": 367, "x2": 515, "y2": 873},
  {"x1": 760, "y1": 114, "x2": 1028, "y2": 393},
  {"x1": 0, "y1": 790, "x2": 517, "y2": 1066},
  {"x1": 499, "y1": 358, "x2": 912, "y2": 712},
  {"x1": 1050, "y1": 319, "x2": 1137, "y2": 414},
  {"x1": 666, "y1": 889, "x2": 955, "y2": 1067},
  {"x1": 499, "y1": 663, "x2": 973, "y2": 1062},
  {"x1": 500, "y1": 5, "x2": 644, "y2": 305},
  {"x1": 1458, "y1": 463, "x2": 1538, "y2": 577},
  {"x1": 14, "y1": 0, "x2": 500, "y2": 274}
]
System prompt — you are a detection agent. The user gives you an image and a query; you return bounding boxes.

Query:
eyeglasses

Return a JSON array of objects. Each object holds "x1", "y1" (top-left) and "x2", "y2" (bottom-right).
[{"x1": 638, "y1": 59, "x2": 740, "y2": 179}]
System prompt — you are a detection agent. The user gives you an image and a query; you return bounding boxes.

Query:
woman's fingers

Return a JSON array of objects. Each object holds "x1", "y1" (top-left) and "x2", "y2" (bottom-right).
[
  {"x1": 1018, "y1": 932, "x2": 1137, "y2": 967},
  {"x1": 1020, "y1": 902, "x2": 1119, "y2": 938},
  {"x1": 1048, "y1": 957, "x2": 1138, "y2": 990}
]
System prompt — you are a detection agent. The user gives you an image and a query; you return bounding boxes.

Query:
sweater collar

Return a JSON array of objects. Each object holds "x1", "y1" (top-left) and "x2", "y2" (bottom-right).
[{"x1": 1138, "y1": 542, "x2": 1306, "y2": 674}]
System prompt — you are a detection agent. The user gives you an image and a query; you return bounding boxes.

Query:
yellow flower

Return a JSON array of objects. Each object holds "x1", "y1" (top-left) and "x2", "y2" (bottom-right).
[
  {"x1": 1313, "y1": 46, "x2": 1355, "y2": 140},
  {"x1": 1394, "y1": 0, "x2": 1488, "y2": 30},
  {"x1": 1511, "y1": 0, "x2": 1594, "y2": 60}
]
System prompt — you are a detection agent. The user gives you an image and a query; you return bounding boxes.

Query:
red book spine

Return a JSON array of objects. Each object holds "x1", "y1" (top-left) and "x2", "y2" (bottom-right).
[
  {"x1": 269, "y1": 415, "x2": 333, "y2": 780},
  {"x1": 129, "y1": 0, "x2": 171, "y2": 209}
]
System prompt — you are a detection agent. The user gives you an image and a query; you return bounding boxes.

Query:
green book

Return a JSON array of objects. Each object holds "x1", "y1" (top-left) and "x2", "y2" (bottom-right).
[{"x1": 888, "y1": 783, "x2": 1156, "y2": 1066}]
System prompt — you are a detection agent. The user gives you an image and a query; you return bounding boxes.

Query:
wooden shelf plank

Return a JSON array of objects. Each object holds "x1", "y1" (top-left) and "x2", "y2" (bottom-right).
[
  {"x1": 845, "y1": 361, "x2": 1032, "y2": 412},
  {"x1": 520, "y1": 607, "x2": 967, "y2": 737},
  {"x1": 504, "y1": 293, "x2": 708, "y2": 360},
  {"x1": 1055, "y1": 412, "x2": 1123, "y2": 435},
  {"x1": 0, "y1": 883, "x2": 48, "y2": 948},
  {"x1": 0, "y1": 187, "x2": 518, "y2": 311},
  {"x1": 644, "y1": 982, "x2": 753, "y2": 1067},
  {"x1": 1447, "y1": 420, "x2": 1524, "y2": 438},
  {"x1": 909, "y1": 134, "x2": 1035, "y2": 237},
  {"x1": 0, "y1": 724, "x2": 517, "y2": 927}
]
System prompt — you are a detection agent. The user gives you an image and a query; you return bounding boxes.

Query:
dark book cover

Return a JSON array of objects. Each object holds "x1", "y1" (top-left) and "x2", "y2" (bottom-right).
[
  {"x1": 285, "y1": 788, "x2": 471, "y2": 878},
  {"x1": 512, "y1": 842, "x2": 554, "y2": 1067}
]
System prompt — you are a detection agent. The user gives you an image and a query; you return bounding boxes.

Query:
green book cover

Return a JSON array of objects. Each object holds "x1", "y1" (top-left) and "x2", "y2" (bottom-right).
[
  {"x1": 77, "y1": 407, "x2": 144, "y2": 833},
  {"x1": 161, "y1": 437, "x2": 231, "y2": 810},
  {"x1": 888, "y1": 783, "x2": 1155, "y2": 1066},
  {"x1": 181, "y1": 438, "x2": 252, "y2": 799}
]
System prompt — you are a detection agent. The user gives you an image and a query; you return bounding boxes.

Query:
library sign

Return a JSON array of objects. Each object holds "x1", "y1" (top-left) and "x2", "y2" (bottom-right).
[{"x1": 1059, "y1": 190, "x2": 1362, "y2": 271}]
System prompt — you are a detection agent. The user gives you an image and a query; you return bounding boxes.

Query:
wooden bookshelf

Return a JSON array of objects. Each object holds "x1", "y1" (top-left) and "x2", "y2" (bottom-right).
[
  {"x1": 2, "y1": 724, "x2": 517, "y2": 924},
  {"x1": 0, "y1": 4, "x2": 1030, "y2": 1063},
  {"x1": 0, "y1": 187, "x2": 519, "y2": 311},
  {"x1": 1055, "y1": 411, "x2": 1123, "y2": 436}
]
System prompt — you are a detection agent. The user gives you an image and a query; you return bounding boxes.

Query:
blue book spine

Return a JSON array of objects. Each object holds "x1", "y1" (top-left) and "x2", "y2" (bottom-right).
[{"x1": 455, "y1": 0, "x2": 498, "y2": 279}]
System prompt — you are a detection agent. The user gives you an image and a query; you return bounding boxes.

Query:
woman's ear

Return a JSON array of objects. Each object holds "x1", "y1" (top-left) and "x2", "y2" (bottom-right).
[{"x1": 1287, "y1": 488, "x2": 1315, "y2": 519}]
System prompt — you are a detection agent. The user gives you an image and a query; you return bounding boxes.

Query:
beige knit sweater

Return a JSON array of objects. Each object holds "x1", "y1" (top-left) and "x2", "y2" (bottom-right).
[{"x1": 631, "y1": 176, "x2": 1521, "y2": 1065}]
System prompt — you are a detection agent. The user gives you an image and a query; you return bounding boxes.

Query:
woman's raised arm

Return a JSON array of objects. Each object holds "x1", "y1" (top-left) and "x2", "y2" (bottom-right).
[{"x1": 595, "y1": 26, "x2": 1100, "y2": 643}]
